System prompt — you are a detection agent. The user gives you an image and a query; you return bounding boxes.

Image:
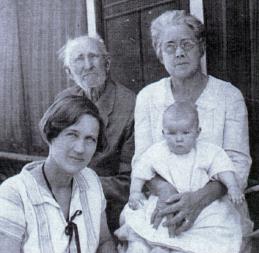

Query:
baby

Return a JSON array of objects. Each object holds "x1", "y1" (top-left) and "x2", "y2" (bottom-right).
[
  {"x1": 130, "y1": 102, "x2": 244, "y2": 210},
  {"x1": 118, "y1": 101, "x2": 243, "y2": 253}
]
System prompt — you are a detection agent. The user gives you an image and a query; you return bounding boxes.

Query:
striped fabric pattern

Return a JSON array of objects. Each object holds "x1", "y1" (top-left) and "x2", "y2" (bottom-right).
[{"x1": 0, "y1": 161, "x2": 106, "y2": 253}]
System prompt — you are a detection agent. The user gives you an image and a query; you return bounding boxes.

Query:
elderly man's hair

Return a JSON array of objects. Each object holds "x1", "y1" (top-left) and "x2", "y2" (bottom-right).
[
  {"x1": 58, "y1": 34, "x2": 110, "y2": 67},
  {"x1": 151, "y1": 10, "x2": 206, "y2": 61},
  {"x1": 163, "y1": 101, "x2": 199, "y2": 128},
  {"x1": 39, "y1": 94, "x2": 107, "y2": 152}
]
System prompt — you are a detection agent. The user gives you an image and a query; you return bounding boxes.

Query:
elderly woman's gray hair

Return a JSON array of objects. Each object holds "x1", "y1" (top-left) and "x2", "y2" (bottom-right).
[
  {"x1": 58, "y1": 34, "x2": 110, "y2": 67},
  {"x1": 151, "y1": 10, "x2": 206, "y2": 61}
]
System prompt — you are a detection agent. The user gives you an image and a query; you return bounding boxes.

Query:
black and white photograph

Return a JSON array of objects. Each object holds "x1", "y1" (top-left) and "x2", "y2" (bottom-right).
[{"x1": 0, "y1": 0, "x2": 258, "y2": 252}]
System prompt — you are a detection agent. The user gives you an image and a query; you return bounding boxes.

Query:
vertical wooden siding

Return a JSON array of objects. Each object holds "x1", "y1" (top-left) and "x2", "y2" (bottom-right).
[
  {"x1": 0, "y1": 0, "x2": 258, "y2": 170},
  {"x1": 0, "y1": 0, "x2": 88, "y2": 156},
  {"x1": 0, "y1": 1, "x2": 28, "y2": 154},
  {"x1": 101, "y1": 0, "x2": 259, "y2": 179},
  {"x1": 100, "y1": 0, "x2": 259, "y2": 228},
  {"x1": 203, "y1": 0, "x2": 259, "y2": 179},
  {"x1": 101, "y1": 0, "x2": 189, "y2": 93},
  {"x1": 204, "y1": 0, "x2": 251, "y2": 97},
  {"x1": 249, "y1": 0, "x2": 259, "y2": 180}
]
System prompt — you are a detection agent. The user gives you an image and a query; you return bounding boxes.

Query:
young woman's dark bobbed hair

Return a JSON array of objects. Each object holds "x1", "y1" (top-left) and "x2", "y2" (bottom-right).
[{"x1": 39, "y1": 94, "x2": 107, "y2": 153}]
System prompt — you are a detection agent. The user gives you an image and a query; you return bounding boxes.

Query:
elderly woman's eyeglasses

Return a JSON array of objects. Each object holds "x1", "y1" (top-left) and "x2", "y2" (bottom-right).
[{"x1": 162, "y1": 39, "x2": 199, "y2": 54}]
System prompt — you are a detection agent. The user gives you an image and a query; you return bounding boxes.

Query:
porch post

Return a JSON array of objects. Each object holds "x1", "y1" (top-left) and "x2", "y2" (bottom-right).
[
  {"x1": 86, "y1": 0, "x2": 97, "y2": 36},
  {"x1": 190, "y1": 0, "x2": 207, "y2": 74}
]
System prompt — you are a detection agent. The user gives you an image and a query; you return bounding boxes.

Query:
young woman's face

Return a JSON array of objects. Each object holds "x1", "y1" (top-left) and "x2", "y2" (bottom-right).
[
  {"x1": 49, "y1": 114, "x2": 100, "y2": 175},
  {"x1": 160, "y1": 24, "x2": 203, "y2": 79}
]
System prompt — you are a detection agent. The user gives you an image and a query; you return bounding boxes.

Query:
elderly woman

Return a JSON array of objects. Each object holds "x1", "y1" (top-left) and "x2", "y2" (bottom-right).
[
  {"x1": 116, "y1": 10, "x2": 253, "y2": 253},
  {"x1": 0, "y1": 95, "x2": 117, "y2": 253}
]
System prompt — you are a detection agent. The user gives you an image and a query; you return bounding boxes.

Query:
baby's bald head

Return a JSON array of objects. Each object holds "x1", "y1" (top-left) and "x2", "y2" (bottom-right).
[
  {"x1": 162, "y1": 101, "x2": 200, "y2": 154},
  {"x1": 163, "y1": 101, "x2": 199, "y2": 129}
]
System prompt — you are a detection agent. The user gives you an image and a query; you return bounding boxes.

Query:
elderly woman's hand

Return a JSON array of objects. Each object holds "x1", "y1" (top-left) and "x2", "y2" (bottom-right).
[
  {"x1": 151, "y1": 191, "x2": 201, "y2": 236},
  {"x1": 151, "y1": 199, "x2": 177, "y2": 237},
  {"x1": 150, "y1": 184, "x2": 178, "y2": 237},
  {"x1": 158, "y1": 191, "x2": 204, "y2": 235},
  {"x1": 151, "y1": 181, "x2": 226, "y2": 236}
]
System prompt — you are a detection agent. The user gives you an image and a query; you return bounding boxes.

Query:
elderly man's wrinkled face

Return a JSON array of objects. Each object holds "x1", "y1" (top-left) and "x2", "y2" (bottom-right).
[{"x1": 67, "y1": 39, "x2": 108, "y2": 90}]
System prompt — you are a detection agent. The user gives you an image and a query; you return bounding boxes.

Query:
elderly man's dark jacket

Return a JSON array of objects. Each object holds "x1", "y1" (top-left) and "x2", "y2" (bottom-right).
[{"x1": 56, "y1": 79, "x2": 136, "y2": 232}]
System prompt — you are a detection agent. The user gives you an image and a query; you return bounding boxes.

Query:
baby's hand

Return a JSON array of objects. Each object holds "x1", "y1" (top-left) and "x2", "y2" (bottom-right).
[
  {"x1": 129, "y1": 192, "x2": 146, "y2": 210},
  {"x1": 228, "y1": 186, "x2": 245, "y2": 205}
]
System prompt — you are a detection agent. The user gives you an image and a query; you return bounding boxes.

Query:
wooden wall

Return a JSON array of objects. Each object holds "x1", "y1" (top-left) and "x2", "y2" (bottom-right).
[
  {"x1": 0, "y1": 0, "x2": 258, "y2": 181},
  {"x1": 0, "y1": 0, "x2": 88, "y2": 156},
  {"x1": 101, "y1": 0, "x2": 189, "y2": 93},
  {"x1": 100, "y1": 0, "x2": 259, "y2": 179},
  {"x1": 0, "y1": 0, "x2": 259, "y2": 232},
  {"x1": 203, "y1": 0, "x2": 259, "y2": 180}
]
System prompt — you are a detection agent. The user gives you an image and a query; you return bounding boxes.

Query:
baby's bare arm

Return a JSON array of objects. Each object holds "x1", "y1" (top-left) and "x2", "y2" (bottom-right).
[
  {"x1": 129, "y1": 178, "x2": 146, "y2": 209},
  {"x1": 217, "y1": 171, "x2": 244, "y2": 204},
  {"x1": 130, "y1": 177, "x2": 146, "y2": 194}
]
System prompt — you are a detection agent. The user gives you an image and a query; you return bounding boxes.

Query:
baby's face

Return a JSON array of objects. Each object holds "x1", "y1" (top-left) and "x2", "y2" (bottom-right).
[{"x1": 163, "y1": 117, "x2": 200, "y2": 155}]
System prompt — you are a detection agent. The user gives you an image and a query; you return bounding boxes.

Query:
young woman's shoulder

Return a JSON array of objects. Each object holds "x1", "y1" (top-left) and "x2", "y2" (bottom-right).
[
  {"x1": 0, "y1": 174, "x2": 27, "y2": 245},
  {"x1": 0, "y1": 174, "x2": 25, "y2": 200}
]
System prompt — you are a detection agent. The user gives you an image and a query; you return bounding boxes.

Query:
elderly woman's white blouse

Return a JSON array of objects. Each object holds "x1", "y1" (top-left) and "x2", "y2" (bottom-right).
[
  {"x1": 0, "y1": 162, "x2": 106, "y2": 253},
  {"x1": 133, "y1": 75, "x2": 251, "y2": 189}
]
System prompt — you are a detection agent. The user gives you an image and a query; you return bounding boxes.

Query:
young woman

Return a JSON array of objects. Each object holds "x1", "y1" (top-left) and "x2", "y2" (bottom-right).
[{"x1": 0, "y1": 95, "x2": 117, "y2": 253}]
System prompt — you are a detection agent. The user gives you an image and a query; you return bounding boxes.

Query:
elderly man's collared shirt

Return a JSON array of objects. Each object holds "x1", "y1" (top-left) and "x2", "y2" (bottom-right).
[{"x1": 0, "y1": 161, "x2": 106, "y2": 253}]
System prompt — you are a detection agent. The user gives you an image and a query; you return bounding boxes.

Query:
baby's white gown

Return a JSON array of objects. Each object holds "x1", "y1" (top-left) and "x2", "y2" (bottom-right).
[{"x1": 119, "y1": 141, "x2": 242, "y2": 253}]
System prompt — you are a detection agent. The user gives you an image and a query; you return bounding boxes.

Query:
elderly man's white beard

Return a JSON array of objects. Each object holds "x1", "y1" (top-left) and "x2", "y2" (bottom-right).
[
  {"x1": 71, "y1": 73, "x2": 107, "y2": 103},
  {"x1": 83, "y1": 84, "x2": 106, "y2": 103}
]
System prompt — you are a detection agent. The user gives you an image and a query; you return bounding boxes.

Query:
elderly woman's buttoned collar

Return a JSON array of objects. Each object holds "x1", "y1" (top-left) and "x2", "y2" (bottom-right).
[
  {"x1": 195, "y1": 75, "x2": 219, "y2": 111},
  {"x1": 156, "y1": 76, "x2": 218, "y2": 111}
]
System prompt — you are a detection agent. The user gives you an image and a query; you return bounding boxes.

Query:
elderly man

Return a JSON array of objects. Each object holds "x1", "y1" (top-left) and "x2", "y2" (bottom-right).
[{"x1": 57, "y1": 35, "x2": 135, "y2": 233}]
